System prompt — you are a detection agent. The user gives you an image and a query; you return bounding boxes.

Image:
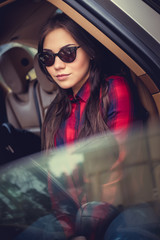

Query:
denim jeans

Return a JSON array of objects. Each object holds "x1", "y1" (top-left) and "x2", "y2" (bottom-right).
[{"x1": 104, "y1": 203, "x2": 160, "y2": 240}]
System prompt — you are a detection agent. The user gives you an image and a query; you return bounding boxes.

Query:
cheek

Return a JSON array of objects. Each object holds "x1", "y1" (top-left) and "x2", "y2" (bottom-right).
[
  {"x1": 45, "y1": 67, "x2": 59, "y2": 85},
  {"x1": 74, "y1": 55, "x2": 90, "y2": 74},
  {"x1": 46, "y1": 66, "x2": 57, "y2": 82}
]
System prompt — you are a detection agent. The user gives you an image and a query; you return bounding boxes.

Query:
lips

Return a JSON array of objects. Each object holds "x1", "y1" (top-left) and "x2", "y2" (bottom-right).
[{"x1": 56, "y1": 74, "x2": 70, "y2": 81}]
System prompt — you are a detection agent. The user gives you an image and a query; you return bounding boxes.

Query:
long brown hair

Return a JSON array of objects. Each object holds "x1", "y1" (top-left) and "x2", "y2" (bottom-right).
[{"x1": 38, "y1": 13, "x2": 114, "y2": 150}]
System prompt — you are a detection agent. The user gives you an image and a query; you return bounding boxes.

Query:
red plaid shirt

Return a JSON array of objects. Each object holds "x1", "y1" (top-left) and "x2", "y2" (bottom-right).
[
  {"x1": 48, "y1": 75, "x2": 135, "y2": 238},
  {"x1": 54, "y1": 75, "x2": 134, "y2": 146}
]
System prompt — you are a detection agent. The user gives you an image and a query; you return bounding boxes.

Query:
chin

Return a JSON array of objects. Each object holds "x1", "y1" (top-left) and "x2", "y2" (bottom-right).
[{"x1": 59, "y1": 83, "x2": 74, "y2": 90}]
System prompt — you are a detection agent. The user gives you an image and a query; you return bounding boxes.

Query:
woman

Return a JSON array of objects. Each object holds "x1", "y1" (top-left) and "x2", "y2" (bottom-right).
[
  {"x1": 38, "y1": 13, "x2": 142, "y2": 151},
  {"x1": 37, "y1": 13, "x2": 145, "y2": 240}
]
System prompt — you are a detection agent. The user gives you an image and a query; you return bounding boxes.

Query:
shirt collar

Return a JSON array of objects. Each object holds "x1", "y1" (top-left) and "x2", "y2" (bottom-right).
[{"x1": 68, "y1": 79, "x2": 91, "y2": 103}]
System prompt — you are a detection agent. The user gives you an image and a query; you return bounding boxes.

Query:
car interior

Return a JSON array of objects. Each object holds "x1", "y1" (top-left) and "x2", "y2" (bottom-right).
[
  {"x1": 0, "y1": 46, "x2": 57, "y2": 135},
  {"x1": 0, "y1": 0, "x2": 160, "y2": 239},
  {"x1": 0, "y1": 0, "x2": 159, "y2": 163},
  {"x1": 0, "y1": 0, "x2": 159, "y2": 164}
]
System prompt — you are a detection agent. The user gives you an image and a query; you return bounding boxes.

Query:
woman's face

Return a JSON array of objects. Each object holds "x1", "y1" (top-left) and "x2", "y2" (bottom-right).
[{"x1": 43, "y1": 28, "x2": 91, "y2": 95}]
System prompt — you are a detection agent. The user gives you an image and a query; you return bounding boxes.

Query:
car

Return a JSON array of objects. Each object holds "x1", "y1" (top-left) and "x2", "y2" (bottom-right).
[{"x1": 0, "y1": 0, "x2": 160, "y2": 239}]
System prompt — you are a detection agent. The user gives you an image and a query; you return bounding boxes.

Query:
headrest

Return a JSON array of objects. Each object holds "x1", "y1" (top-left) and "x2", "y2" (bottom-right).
[
  {"x1": 0, "y1": 47, "x2": 34, "y2": 94},
  {"x1": 34, "y1": 54, "x2": 57, "y2": 93}
]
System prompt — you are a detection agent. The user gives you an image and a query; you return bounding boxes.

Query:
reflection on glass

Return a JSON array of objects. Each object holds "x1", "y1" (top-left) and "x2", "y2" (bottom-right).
[{"x1": 0, "y1": 124, "x2": 160, "y2": 239}]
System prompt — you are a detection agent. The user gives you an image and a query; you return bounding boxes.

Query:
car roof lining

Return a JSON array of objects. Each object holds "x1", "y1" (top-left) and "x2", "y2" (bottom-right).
[{"x1": 0, "y1": 0, "x2": 56, "y2": 48}]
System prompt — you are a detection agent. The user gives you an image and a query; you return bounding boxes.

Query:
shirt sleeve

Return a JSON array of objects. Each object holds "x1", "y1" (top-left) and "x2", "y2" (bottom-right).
[{"x1": 106, "y1": 75, "x2": 134, "y2": 137}]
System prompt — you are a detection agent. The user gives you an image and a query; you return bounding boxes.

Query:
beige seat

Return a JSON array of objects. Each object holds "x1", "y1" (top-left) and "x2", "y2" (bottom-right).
[
  {"x1": 0, "y1": 46, "x2": 41, "y2": 135},
  {"x1": 0, "y1": 47, "x2": 57, "y2": 139}
]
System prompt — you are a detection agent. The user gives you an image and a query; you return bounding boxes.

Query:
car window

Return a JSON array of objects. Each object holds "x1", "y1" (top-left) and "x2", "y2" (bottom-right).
[
  {"x1": 142, "y1": 0, "x2": 160, "y2": 14},
  {"x1": 110, "y1": 0, "x2": 160, "y2": 43},
  {"x1": 0, "y1": 125, "x2": 160, "y2": 239}
]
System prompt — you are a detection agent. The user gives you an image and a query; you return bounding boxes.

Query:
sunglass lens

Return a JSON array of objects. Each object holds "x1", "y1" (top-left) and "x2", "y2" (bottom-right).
[
  {"x1": 59, "y1": 47, "x2": 76, "y2": 63},
  {"x1": 39, "y1": 53, "x2": 55, "y2": 66}
]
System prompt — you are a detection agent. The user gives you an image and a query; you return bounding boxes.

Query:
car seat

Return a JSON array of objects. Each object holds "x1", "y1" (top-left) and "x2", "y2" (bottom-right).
[
  {"x1": 0, "y1": 47, "x2": 45, "y2": 162},
  {"x1": 0, "y1": 47, "x2": 57, "y2": 162},
  {"x1": 0, "y1": 46, "x2": 41, "y2": 135}
]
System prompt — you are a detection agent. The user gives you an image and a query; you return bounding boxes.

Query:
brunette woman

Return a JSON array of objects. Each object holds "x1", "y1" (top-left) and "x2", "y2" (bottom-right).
[
  {"x1": 38, "y1": 13, "x2": 140, "y2": 151},
  {"x1": 37, "y1": 13, "x2": 145, "y2": 240}
]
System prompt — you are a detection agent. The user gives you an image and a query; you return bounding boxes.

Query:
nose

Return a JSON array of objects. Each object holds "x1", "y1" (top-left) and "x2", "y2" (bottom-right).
[{"x1": 54, "y1": 55, "x2": 66, "y2": 70}]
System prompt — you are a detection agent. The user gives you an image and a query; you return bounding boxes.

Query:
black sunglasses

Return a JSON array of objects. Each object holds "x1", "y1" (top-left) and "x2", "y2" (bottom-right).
[{"x1": 38, "y1": 45, "x2": 80, "y2": 67}]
